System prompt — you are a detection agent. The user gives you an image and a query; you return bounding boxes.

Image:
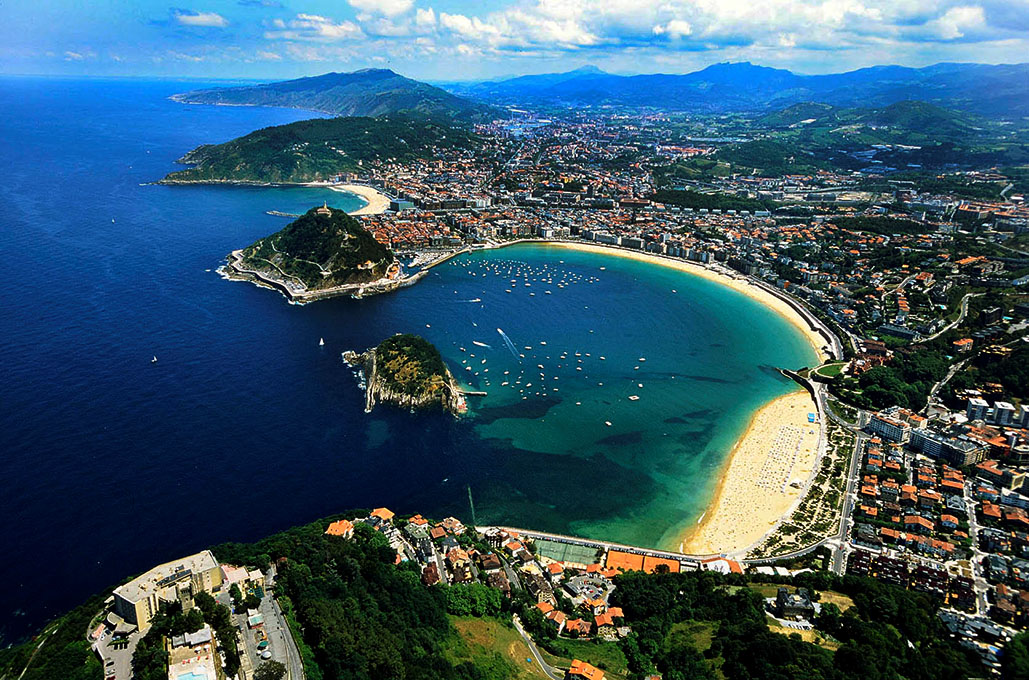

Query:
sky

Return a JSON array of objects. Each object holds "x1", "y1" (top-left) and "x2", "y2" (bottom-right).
[{"x1": 2, "y1": 0, "x2": 1028, "y2": 81}]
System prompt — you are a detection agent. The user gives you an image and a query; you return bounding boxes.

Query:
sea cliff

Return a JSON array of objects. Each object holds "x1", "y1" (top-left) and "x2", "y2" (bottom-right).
[{"x1": 344, "y1": 334, "x2": 466, "y2": 415}]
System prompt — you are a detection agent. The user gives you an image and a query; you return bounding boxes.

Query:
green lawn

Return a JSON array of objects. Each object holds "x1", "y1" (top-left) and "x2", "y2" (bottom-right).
[
  {"x1": 539, "y1": 638, "x2": 628, "y2": 679},
  {"x1": 814, "y1": 362, "x2": 845, "y2": 378},
  {"x1": 446, "y1": 616, "x2": 550, "y2": 680}
]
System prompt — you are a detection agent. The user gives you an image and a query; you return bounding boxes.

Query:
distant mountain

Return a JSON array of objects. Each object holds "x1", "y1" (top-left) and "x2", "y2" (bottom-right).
[
  {"x1": 447, "y1": 61, "x2": 1029, "y2": 118},
  {"x1": 173, "y1": 68, "x2": 496, "y2": 121}
]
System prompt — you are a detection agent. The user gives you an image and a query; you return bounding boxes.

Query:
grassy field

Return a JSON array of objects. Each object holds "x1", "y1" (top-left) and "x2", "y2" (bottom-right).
[
  {"x1": 446, "y1": 616, "x2": 551, "y2": 679},
  {"x1": 814, "y1": 362, "x2": 845, "y2": 378},
  {"x1": 538, "y1": 638, "x2": 629, "y2": 679},
  {"x1": 766, "y1": 616, "x2": 841, "y2": 651},
  {"x1": 744, "y1": 585, "x2": 854, "y2": 612}
]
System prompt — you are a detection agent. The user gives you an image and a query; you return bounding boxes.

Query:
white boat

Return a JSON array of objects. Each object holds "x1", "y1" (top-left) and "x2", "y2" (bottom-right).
[
  {"x1": 628, "y1": 395, "x2": 640, "y2": 401},
  {"x1": 319, "y1": 338, "x2": 325, "y2": 346},
  {"x1": 151, "y1": 356, "x2": 157, "y2": 364},
  {"x1": 605, "y1": 421, "x2": 612, "y2": 426}
]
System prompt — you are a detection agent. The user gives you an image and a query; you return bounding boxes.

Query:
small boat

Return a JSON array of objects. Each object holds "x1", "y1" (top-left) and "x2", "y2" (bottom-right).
[
  {"x1": 605, "y1": 421, "x2": 612, "y2": 426},
  {"x1": 151, "y1": 356, "x2": 158, "y2": 364},
  {"x1": 628, "y1": 395, "x2": 640, "y2": 401},
  {"x1": 319, "y1": 338, "x2": 325, "y2": 346}
]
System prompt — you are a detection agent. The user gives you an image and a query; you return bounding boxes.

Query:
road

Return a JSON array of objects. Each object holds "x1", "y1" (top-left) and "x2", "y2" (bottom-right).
[
  {"x1": 917, "y1": 292, "x2": 981, "y2": 344},
  {"x1": 512, "y1": 615, "x2": 563, "y2": 680},
  {"x1": 962, "y1": 480, "x2": 992, "y2": 615},
  {"x1": 267, "y1": 596, "x2": 305, "y2": 680},
  {"x1": 830, "y1": 430, "x2": 866, "y2": 574},
  {"x1": 924, "y1": 357, "x2": 970, "y2": 413}
]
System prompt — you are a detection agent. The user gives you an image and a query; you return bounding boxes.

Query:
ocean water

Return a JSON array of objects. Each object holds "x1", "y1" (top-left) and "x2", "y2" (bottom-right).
[{"x1": 0, "y1": 77, "x2": 815, "y2": 643}]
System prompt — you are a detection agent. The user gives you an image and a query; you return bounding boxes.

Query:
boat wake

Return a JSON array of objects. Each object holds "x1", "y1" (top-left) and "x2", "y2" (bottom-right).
[{"x1": 496, "y1": 328, "x2": 520, "y2": 360}]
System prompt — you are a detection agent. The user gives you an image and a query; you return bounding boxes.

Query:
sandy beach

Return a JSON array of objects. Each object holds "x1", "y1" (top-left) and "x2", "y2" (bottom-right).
[
  {"x1": 681, "y1": 389, "x2": 821, "y2": 555},
  {"x1": 545, "y1": 241, "x2": 828, "y2": 555},
  {"x1": 547, "y1": 241, "x2": 831, "y2": 363},
  {"x1": 327, "y1": 183, "x2": 391, "y2": 215}
]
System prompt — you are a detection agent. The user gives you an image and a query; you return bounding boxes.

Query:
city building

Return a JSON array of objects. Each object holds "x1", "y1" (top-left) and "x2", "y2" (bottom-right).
[{"x1": 112, "y1": 550, "x2": 223, "y2": 629}]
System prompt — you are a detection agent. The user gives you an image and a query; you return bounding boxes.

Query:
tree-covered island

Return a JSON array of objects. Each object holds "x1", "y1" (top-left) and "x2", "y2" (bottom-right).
[{"x1": 345, "y1": 334, "x2": 466, "y2": 415}]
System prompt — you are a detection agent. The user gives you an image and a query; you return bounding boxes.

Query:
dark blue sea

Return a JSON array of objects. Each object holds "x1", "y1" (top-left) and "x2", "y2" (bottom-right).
[{"x1": 0, "y1": 77, "x2": 815, "y2": 643}]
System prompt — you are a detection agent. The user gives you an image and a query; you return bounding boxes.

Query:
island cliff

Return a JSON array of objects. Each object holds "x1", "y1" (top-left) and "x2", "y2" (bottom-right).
[{"x1": 344, "y1": 334, "x2": 466, "y2": 415}]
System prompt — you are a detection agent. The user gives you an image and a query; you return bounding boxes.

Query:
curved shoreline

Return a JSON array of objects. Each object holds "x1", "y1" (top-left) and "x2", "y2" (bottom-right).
[
  {"x1": 679, "y1": 389, "x2": 821, "y2": 555},
  {"x1": 327, "y1": 183, "x2": 391, "y2": 215},
  {"x1": 489, "y1": 240, "x2": 830, "y2": 556},
  {"x1": 535, "y1": 241, "x2": 834, "y2": 364}
]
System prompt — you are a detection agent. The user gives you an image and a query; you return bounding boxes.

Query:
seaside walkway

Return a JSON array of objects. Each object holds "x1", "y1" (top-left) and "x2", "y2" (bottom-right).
[{"x1": 478, "y1": 525, "x2": 725, "y2": 568}]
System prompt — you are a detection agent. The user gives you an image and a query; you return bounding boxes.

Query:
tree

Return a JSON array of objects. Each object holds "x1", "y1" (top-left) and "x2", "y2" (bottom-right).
[
  {"x1": 1003, "y1": 631, "x2": 1029, "y2": 680},
  {"x1": 254, "y1": 660, "x2": 287, "y2": 680}
]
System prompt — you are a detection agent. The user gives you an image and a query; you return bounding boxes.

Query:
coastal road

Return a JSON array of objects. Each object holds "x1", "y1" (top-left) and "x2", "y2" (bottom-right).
[
  {"x1": 480, "y1": 526, "x2": 714, "y2": 565},
  {"x1": 512, "y1": 615, "x2": 563, "y2": 680}
]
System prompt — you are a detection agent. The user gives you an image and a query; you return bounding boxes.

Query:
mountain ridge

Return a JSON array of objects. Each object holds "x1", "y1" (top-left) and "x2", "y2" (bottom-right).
[{"x1": 445, "y1": 61, "x2": 1029, "y2": 118}]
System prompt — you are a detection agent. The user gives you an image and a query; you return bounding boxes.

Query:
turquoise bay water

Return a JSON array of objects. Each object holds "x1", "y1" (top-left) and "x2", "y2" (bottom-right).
[{"x1": 390, "y1": 243, "x2": 818, "y2": 548}]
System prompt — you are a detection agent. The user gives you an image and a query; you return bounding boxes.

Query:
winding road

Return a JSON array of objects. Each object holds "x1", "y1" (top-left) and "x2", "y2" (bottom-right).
[{"x1": 512, "y1": 615, "x2": 563, "y2": 680}]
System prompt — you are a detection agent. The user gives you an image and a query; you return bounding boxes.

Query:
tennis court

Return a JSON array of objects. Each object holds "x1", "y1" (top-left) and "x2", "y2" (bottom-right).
[{"x1": 534, "y1": 539, "x2": 600, "y2": 565}]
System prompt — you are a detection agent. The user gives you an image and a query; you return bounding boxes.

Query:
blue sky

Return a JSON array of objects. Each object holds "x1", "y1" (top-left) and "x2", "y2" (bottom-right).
[{"x1": 2, "y1": 0, "x2": 1028, "y2": 81}]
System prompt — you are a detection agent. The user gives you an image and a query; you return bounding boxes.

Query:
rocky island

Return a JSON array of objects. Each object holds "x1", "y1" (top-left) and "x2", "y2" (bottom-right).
[
  {"x1": 344, "y1": 334, "x2": 466, "y2": 415},
  {"x1": 223, "y1": 204, "x2": 404, "y2": 301}
]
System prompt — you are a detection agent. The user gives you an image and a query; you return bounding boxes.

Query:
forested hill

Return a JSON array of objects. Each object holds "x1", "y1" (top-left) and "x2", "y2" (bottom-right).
[
  {"x1": 160, "y1": 114, "x2": 480, "y2": 184},
  {"x1": 239, "y1": 206, "x2": 394, "y2": 288},
  {"x1": 4, "y1": 511, "x2": 1021, "y2": 680},
  {"x1": 173, "y1": 69, "x2": 496, "y2": 121}
]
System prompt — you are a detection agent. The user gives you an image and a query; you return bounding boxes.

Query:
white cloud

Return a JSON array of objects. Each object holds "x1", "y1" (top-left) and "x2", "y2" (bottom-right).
[
  {"x1": 264, "y1": 14, "x2": 364, "y2": 41},
  {"x1": 347, "y1": 0, "x2": 415, "y2": 17},
  {"x1": 256, "y1": 50, "x2": 282, "y2": 60},
  {"x1": 923, "y1": 5, "x2": 987, "y2": 40},
  {"x1": 63, "y1": 50, "x2": 96, "y2": 61},
  {"x1": 168, "y1": 50, "x2": 207, "y2": 62},
  {"x1": 415, "y1": 8, "x2": 437, "y2": 29},
  {"x1": 653, "y1": 19, "x2": 692, "y2": 39},
  {"x1": 173, "y1": 10, "x2": 229, "y2": 27}
]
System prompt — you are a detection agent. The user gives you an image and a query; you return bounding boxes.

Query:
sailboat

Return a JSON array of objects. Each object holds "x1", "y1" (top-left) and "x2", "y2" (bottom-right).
[
  {"x1": 151, "y1": 356, "x2": 158, "y2": 364},
  {"x1": 319, "y1": 338, "x2": 325, "y2": 346}
]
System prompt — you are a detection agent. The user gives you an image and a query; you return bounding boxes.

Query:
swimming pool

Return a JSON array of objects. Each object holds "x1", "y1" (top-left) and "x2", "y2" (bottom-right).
[{"x1": 174, "y1": 672, "x2": 210, "y2": 680}]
